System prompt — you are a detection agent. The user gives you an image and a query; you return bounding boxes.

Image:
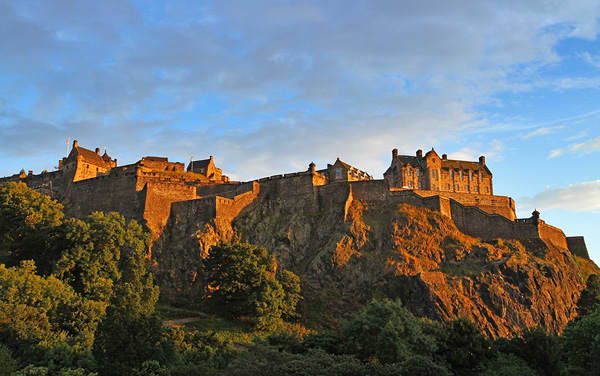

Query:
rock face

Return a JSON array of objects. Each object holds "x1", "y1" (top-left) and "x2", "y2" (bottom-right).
[{"x1": 153, "y1": 191, "x2": 598, "y2": 337}]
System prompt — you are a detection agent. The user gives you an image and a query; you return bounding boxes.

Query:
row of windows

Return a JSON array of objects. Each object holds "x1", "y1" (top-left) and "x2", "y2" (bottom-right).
[{"x1": 444, "y1": 184, "x2": 489, "y2": 193}]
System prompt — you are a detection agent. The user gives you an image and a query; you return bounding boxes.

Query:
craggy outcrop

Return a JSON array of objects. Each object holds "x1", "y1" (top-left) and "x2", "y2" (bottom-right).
[{"x1": 153, "y1": 187, "x2": 598, "y2": 337}]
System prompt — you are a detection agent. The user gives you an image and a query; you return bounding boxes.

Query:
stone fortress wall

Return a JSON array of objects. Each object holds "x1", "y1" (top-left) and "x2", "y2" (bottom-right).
[{"x1": 1, "y1": 141, "x2": 589, "y2": 259}]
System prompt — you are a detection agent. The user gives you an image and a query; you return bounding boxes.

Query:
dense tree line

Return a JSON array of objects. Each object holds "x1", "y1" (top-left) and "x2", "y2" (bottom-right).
[{"x1": 0, "y1": 182, "x2": 599, "y2": 375}]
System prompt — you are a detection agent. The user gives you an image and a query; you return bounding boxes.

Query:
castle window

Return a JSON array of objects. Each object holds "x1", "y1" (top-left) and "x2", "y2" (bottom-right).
[
  {"x1": 476, "y1": 186, "x2": 479, "y2": 193},
  {"x1": 459, "y1": 170, "x2": 463, "y2": 180},
  {"x1": 469, "y1": 170, "x2": 473, "y2": 181},
  {"x1": 446, "y1": 184, "x2": 450, "y2": 190},
  {"x1": 455, "y1": 184, "x2": 460, "y2": 191},
  {"x1": 485, "y1": 187, "x2": 489, "y2": 193},
  {"x1": 335, "y1": 168, "x2": 342, "y2": 179},
  {"x1": 408, "y1": 181, "x2": 413, "y2": 188},
  {"x1": 418, "y1": 181, "x2": 422, "y2": 189},
  {"x1": 479, "y1": 173, "x2": 482, "y2": 183},
  {"x1": 466, "y1": 185, "x2": 470, "y2": 192}
]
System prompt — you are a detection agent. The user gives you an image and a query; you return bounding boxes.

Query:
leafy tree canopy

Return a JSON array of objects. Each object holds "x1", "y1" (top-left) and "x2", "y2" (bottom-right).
[
  {"x1": 203, "y1": 243, "x2": 301, "y2": 329},
  {"x1": 0, "y1": 182, "x2": 64, "y2": 274}
]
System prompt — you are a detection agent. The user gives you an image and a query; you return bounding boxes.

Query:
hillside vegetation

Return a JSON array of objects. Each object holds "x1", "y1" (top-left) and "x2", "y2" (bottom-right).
[{"x1": 2, "y1": 182, "x2": 600, "y2": 375}]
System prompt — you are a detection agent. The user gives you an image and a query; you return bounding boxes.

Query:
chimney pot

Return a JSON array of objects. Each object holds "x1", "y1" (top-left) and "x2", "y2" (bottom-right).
[
  {"x1": 479, "y1": 156, "x2": 486, "y2": 165},
  {"x1": 416, "y1": 149, "x2": 423, "y2": 158},
  {"x1": 442, "y1": 154, "x2": 447, "y2": 160},
  {"x1": 95, "y1": 148, "x2": 100, "y2": 155},
  {"x1": 392, "y1": 148, "x2": 398, "y2": 158},
  {"x1": 73, "y1": 140, "x2": 78, "y2": 148}
]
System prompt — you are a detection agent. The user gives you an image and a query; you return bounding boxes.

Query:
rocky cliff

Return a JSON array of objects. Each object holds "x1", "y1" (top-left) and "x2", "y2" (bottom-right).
[{"x1": 152, "y1": 191, "x2": 598, "y2": 337}]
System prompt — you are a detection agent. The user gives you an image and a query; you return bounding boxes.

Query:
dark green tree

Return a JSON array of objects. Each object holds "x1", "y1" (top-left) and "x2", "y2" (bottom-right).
[
  {"x1": 339, "y1": 299, "x2": 440, "y2": 364},
  {"x1": 561, "y1": 305, "x2": 600, "y2": 375},
  {"x1": 0, "y1": 182, "x2": 64, "y2": 274},
  {"x1": 436, "y1": 317, "x2": 491, "y2": 375},
  {"x1": 203, "y1": 243, "x2": 301, "y2": 329},
  {"x1": 492, "y1": 326, "x2": 561, "y2": 376},
  {"x1": 92, "y1": 309, "x2": 173, "y2": 376},
  {"x1": 576, "y1": 274, "x2": 600, "y2": 318}
]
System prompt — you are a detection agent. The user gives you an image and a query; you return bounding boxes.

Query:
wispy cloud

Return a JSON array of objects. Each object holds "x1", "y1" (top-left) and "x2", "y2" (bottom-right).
[
  {"x1": 519, "y1": 125, "x2": 565, "y2": 139},
  {"x1": 519, "y1": 180, "x2": 600, "y2": 212},
  {"x1": 579, "y1": 51, "x2": 600, "y2": 68},
  {"x1": 548, "y1": 135, "x2": 600, "y2": 159}
]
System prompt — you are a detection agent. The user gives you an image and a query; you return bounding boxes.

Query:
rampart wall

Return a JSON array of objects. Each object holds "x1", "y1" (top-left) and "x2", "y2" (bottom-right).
[
  {"x1": 142, "y1": 181, "x2": 197, "y2": 238},
  {"x1": 67, "y1": 173, "x2": 141, "y2": 219},
  {"x1": 411, "y1": 189, "x2": 516, "y2": 220},
  {"x1": 567, "y1": 237, "x2": 590, "y2": 259}
]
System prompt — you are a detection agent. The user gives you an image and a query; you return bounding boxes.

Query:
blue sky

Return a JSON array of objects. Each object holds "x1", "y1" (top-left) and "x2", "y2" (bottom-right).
[{"x1": 1, "y1": 1, "x2": 599, "y2": 262}]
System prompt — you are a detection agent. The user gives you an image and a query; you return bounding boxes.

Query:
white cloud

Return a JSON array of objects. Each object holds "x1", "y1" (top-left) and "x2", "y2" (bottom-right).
[
  {"x1": 579, "y1": 51, "x2": 600, "y2": 68},
  {"x1": 548, "y1": 135, "x2": 600, "y2": 159},
  {"x1": 519, "y1": 180, "x2": 600, "y2": 212},
  {"x1": 2, "y1": 1, "x2": 600, "y2": 179},
  {"x1": 448, "y1": 140, "x2": 504, "y2": 163},
  {"x1": 519, "y1": 125, "x2": 565, "y2": 139}
]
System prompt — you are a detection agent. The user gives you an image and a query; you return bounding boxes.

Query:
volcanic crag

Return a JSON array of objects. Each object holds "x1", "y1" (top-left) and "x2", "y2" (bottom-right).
[{"x1": 3, "y1": 140, "x2": 596, "y2": 336}]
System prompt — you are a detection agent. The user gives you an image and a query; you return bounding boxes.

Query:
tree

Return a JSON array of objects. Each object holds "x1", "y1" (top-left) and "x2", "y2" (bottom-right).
[
  {"x1": 92, "y1": 309, "x2": 174, "y2": 376},
  {"x1": 0, "y1": 261, "x2": 101, "y2": 351},
  {"x1": 577, "y1": 274, "x2": 600, "y2": 318},
  {"x1": 203, "y1": 243, "x2": 301, "y2": 329},
  {"x1": 53, "y1": 211, "x2": 158, "y2": 316},
  {"x1": 561, "y1": 305, "x2": 600, "y2": 374},
  {"x1": 492, "y1": 326, "x2": 561, "y2": 376},
  {"x1": 0, "y1": 182, "x2": 64, "y2": 274},
  {"x1": 339, "y1": 299, "x2": 440, "y2": 364},
  {"x1": 436, "y1": 317, "x2": 491, "y2": 376}
]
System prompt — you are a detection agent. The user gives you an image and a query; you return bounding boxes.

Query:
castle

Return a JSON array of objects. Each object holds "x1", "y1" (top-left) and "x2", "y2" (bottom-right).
[{"x1": 0, "y1": 141, "x2": 589, "y2": 259}]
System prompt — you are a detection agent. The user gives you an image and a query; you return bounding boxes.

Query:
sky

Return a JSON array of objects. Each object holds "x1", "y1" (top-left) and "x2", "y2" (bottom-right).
[{"x1": 1, "y1": 0, "x2": 600, "y2": 262}]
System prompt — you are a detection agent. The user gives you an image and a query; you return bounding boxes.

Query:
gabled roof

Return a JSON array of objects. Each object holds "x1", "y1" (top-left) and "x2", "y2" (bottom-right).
[
  {"x1": 190, "y1": 158, "x2": 212, "y2": 169},
  {"x1": 69, "y1": 146, "x2": 110, "y2": 167},
  {"x1": 333, "y1": 157, "x2": 352, "y2": 169}
]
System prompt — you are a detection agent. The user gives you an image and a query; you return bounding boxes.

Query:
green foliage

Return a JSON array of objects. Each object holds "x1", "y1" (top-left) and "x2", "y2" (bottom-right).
[
  {"x1": 92, "y1": 311, "x2": 174, "y2": 376},
  {"x1": 576, "y1": 274, "x2": 600, "y2": 318},
  {"x1": 54, "y1": 211, "x2": 156, "y2": 313},
  {"x1": 493, "y1": 326, "x2": 562, "y2": 376},
  {"x1": 0, "y1": 182, "x2": 64, "y2": 274},
  {"x1": 339, "y1": 299, "x2": 439, "y2": 364},
  {"x1": 561, "y1": 305, "x2": 600, "y2": 375},
  {"x1": 436, "y1": 317, "x2": 491, "y2": 375},
  {"x1": 0, "y1": 261, "x2": 101, "y2": 350},
  {"x1": 203, "y1": 243, "x2": 301, "y2": 329},
  {"x1": 0, "y1": 344, "x2": 19, "y2": 376},
  {"x1": 479, "y1": 353, "x2": 537, "y2": 376}
]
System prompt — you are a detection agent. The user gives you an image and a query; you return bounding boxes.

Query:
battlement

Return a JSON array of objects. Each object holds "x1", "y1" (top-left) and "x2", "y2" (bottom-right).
[{"x1": 1, "y1": 142, "x2": 589, "y2": 260}]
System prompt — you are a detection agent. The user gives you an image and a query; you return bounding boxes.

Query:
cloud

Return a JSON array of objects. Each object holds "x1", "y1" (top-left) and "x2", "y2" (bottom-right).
[
  {"x1": 579, "y1": 51, "x2": 600, "y2": 68},
  {"x1": 519, "y1": 125, "x2": 565, "y2": 139},
  {"x1": 519, "y1": 180, "x2": 600, "y2": 212},
  {"x1": 447, "y1": 140, "x2": 504, "y2": 163},
  {"x1": 2, "y1": 1, "x2": 600, "y2": 179},
  {"x1": 548, "y1": 135, "x2": 600, "y2": 159}
]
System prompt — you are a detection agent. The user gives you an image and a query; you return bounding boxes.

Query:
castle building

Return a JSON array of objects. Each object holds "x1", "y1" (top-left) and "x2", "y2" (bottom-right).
[
  {"x1": 58, "y1": 140, "x2": 117, "y2": 182},
  {"x1": 318, "y1": 158, "x2": 372, "y2": 183},
  {"x1": 384, "y1": 148, "x2": 493, "y2": 195},
  {"x1": 187, "y1": 156, "x2": 229, "y2": 183}
]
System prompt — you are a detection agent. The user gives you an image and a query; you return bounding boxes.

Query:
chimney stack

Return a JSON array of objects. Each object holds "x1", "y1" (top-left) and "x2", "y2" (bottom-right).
[
  {"x1": 442, "y1": 154, "x2": 447, "y2": 160},
  {"x1": 416, "y1": 149, "x2": 423, "y2": 158},
  {"x1": 95, "y1": 147, "x2": 100, "y2": 155},
  {"x1": 392, "y1": 148, "x2": 398, "y2": 158},
  {"x1": 479, "y1": 156, "x2": 486, "y2": 165}
]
